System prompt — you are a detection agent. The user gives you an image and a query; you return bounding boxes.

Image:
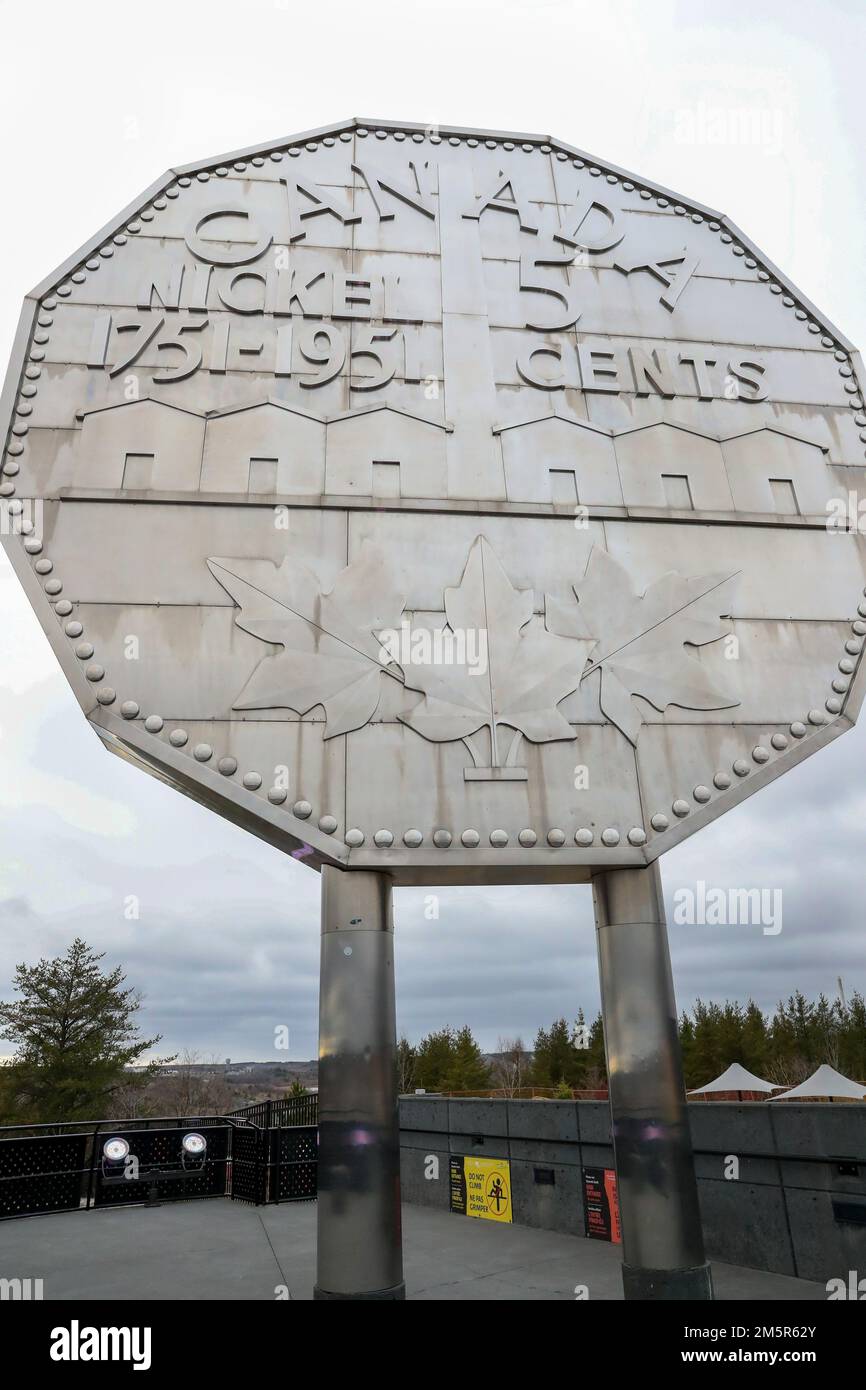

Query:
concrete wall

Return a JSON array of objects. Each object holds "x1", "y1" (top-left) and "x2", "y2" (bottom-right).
[{"x1": 399, "y1": 1097, "x2": 866, "y2": 1283}]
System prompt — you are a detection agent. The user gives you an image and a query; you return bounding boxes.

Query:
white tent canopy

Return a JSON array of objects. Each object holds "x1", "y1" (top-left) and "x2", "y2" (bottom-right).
[
  {"x1": 769, "y1": 1064, "x2": 866, "y2": 1100},
  {"x1": 688, "y1": 1063, "x2": 779, "y2": 1094}
]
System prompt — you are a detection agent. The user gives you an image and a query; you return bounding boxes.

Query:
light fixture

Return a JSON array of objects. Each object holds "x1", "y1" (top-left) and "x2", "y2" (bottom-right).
[
  {"x1": 102, "y1": 1136, "x2": 130, "y2": 1163},
  {"x1": 181, "y1": 1132, "x2": 207, "y2": 1157}
]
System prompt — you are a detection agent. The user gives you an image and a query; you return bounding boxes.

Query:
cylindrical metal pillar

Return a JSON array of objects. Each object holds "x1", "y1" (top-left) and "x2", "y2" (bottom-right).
[
  {"x1": 314, "y1": 867, "x2": 405, "y2": 1300},
  {"x1": 592, "y1": 862, "x2": 713, "y2": 1300}
]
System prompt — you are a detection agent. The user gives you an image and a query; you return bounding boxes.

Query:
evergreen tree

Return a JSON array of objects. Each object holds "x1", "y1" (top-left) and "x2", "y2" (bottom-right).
[
  {"x1": 585, "y1": 1012, "x2": 607, "y2": 1085},
  {"x1": 0, "y1": 938, "x2": 164, "y2": 1122},
  {"x1": 532, "y1": 1017, "x2": 581, "y2": 1086},
  {"x1": 742, "y1": 999, "x2": 770, "y2": 1074},
  {"x1": 678, "y1": 1012, "x2": 697, "y2": 1086},
  {"x1": 414, "y1": 1026, "x2": 457, "y2": 1091},
  {"x1": 442, "y1": 1026, "x2": 491, "y2": 1091},
  {"x1": 839, "y1": 993, "x2": 866, "y2": 1079}
]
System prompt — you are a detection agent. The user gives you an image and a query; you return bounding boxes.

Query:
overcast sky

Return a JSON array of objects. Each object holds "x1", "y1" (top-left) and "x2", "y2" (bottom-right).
[{"x1": 0, "y1": 0, "x2": 864, "y2": 1062}]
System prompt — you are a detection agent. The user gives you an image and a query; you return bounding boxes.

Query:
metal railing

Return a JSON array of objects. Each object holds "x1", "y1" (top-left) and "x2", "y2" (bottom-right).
[
  {"x1": 0, "y1": 1109, "x2": 318, "y2": 1220},
  {"x1": 228, "y1": 1093, "x2": 318, "y2": 1128}
]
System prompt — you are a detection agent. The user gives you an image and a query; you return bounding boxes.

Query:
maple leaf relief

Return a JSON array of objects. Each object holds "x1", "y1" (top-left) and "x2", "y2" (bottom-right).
[
  {"x1": 208, "y1": 544, "x2": 405, "y2": 739},
  {"x1": 545, "y1": 547, "x2": 740, "y2": 745},
  {"x1": 398, "y1": 536, "x2": 593, "y2": 766}
]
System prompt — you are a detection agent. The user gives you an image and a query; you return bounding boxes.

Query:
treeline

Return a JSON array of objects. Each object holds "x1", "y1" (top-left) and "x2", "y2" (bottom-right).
[
  {"x1": 398, "y1": 1012, "x2": 608, "y2": 1096},
  {"x1": 399, "y1": 992, "x2": 866, "y2": 1094},
  {"x1": 679, "y1": 992, "x2": 866, "y2": 1088}
]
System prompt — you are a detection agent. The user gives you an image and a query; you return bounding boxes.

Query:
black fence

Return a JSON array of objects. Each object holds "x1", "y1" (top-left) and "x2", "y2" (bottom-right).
[
  {"x1": 0, "y1": 1110, "x2": 317, "y2": 1220},
  {"x1": 228, "y1": 1094, "x2": 318, "y2": 1128}
]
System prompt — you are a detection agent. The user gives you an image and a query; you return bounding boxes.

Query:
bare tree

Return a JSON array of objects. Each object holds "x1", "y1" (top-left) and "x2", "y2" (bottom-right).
[
  {"x1": 491, "y1": 1037, "x2": 529, "y2": 1097},
  {"x1": 149, "y1": 1049, "x2": 235, "y2": 1117},
  {"x1": 397, "y1": 1037, "x2": 416, "y2": 1094}
]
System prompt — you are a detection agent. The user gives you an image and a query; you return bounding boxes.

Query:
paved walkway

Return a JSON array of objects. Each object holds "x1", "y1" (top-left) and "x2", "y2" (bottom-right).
[{"x1": 0, "y1": 1200, "x2": 826, "y2": 1300}]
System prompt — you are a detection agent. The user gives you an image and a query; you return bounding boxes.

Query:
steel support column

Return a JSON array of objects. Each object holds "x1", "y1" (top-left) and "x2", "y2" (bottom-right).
[
  {"x1": 314, "y1": 867, "x2": 405, "y2": 1300},
  {"x1": 592, "y1": 862, "x2": 713, "y2": 1301}
]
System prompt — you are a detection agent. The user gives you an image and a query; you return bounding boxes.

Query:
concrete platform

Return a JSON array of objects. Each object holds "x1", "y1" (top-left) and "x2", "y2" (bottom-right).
[{"x1": 0, "y1": 1199, "x2": 826, "y2": 1301}]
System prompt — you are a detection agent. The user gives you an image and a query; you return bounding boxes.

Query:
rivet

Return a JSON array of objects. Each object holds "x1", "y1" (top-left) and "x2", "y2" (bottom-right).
[
  {"x1": 672, "y1": 799, "x2": 690, "y2": 817},
  {"x1": 96, "y1": 687, "x2": 116, "y2": 705},
  {"x1": 169, "y1": 729, "x2": 188, "y2": 747},
  {"x1": 218, "y1": 757, "x2": 238, "y2": 775},
  {"x1": 733, "y1": 759, "x2": 750, "y2": 776},
  {"x1": 518, "y1": 829, "x2": 537, "y2": 847},
  {"x1": 832, "y1": 676, "x2": 850, "y2": 694},
  {"x1": 790, "y1": 721, "x2": 807, "y2": 738},
  {"x1": 34, "y1": 558, "x2": 52, "y2": 574},
  {"x1": 145, "y1": 715, "x2": 164, "y2": 733},
  {"x1": 292, "y1": 800, "x2": 312, "y2": 818},
  {"x1": 433, "y1": 829, "x2": 452, "y2": 848},
  {"x1": 713, "y1": 772, "x2": 732, "y2": 790},
  {"x1": 575, "y1": 828, "x2": 594, "y2": 846},
  {"x1": 268, "y1": 788, "x2": 287, "y2": 804},
  {"x1": 547, "y1": 829, "x2": 566, "y2": 847},
  {"x1": 771, "y1": 733, "x2": 789, "y2": 750},
  {"x1": 489, "y1": 830, "x2": 508, "y2": 847},
  {"x1": 64, "y1": 620, "x2": 83, "y2": 637},
  {"x1": 121, "y1": 701, "x2": 139, "y2": 720},
  {"x1": 318, "y1": 813, "x2": 337, "y2": 832},
  {"x1": 627, "y1": 828, "x2": 647, "y2": 846},
  {"x1": 374, "y1": 830, "x2": 394, "y2": 848},
  {"x1": 853, "y1": 620, "x2": 866, "y2": 636},
  {"x1": 75, "y1": 642, "x2": 94, "y2": 659},
  {"x1": 403, "y1": 829, "x2": 423, "y2": 847},
  {"x1": 693, "y1": 785, "x2": 711, "y2": 803},
  {"x1": 85, "y1": 664, "x2": 105, "y2": 682},
  {"x1": 23, "y1": 537, "x2": 42, "y2": 554},
  {"x1": 242, "y1": 772, "x2": 262, "y2": 790},
  {"x1": 193, "y1": 743, "x2": 213, "y2": 761},
  {"x1": 650, "y1": 814, "x2": 669, "y2": 832},
  {"x1": 826, "y1": 697, "x2": 842, "y2": 715},
  {"x1": 752, "y1": 746, "x2": 770, "y2": 764},
  {"x1": 345, "y1": 828, "x2": 365, "y2": 847},
  {"x1": 601, "y1": 828, "x2": 620, "y2": 846},
  {"x1": 461, "y1": 829, "x2": 480, "y2": 847},
  {"x1": 808, "y1": 708, "x2": 826, "y2": 725},
  {"x1": 44, "y1": 579, "x2": 62, "y2": 596}
]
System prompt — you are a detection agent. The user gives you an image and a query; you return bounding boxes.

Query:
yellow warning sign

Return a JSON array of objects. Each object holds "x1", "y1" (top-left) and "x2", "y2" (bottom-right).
[{"x1": 451, "y1": 1155, "x2": 512, "y2": 1222}]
